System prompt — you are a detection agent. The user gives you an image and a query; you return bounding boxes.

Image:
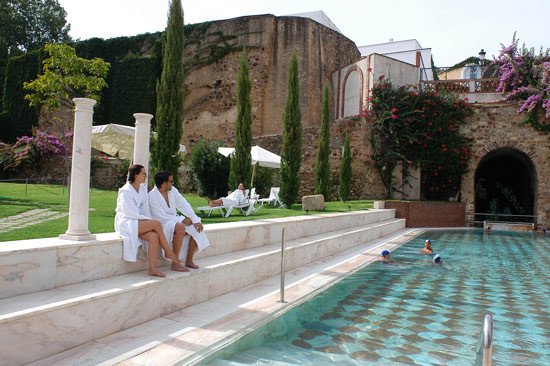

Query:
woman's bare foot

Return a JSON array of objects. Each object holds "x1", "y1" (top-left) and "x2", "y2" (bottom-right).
[
  {"x1": 171, "y1": 262, "x2": 190, "y2": 272},
  {"x1": 185, "y1": 262, "x2": 199, "y2": 269},
  {"x1": 207, "y1": 198, "x2": 213, "y2": 207},
  {"x1": 149, "y1": 269, "x2": 166, "y2": 278}
]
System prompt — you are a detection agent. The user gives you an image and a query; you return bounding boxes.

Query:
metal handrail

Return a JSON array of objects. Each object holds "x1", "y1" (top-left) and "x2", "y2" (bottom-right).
[
  {"x1": 475, "y1": 313, "x2": 493, "y2": 366},
  {"x1": 473, "y1": 212, "x2": 538, "y2": 218},
  {"x1": 279, "y1": 228, "x2": 287, "y2": 303}
]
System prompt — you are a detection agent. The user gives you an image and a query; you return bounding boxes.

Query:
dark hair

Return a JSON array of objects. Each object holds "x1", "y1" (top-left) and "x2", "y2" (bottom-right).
[
  {"x1": 128, "y1": 164, "x2": 144, "y2": 183},
  {"x1": 154, "y1": 170, "x2": 172, "y2": 188}
]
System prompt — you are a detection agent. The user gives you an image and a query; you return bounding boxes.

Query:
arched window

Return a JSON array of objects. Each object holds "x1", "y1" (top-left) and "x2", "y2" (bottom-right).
[{"x1": 342, "y1": 69, "x2": 361, "y2": 117}]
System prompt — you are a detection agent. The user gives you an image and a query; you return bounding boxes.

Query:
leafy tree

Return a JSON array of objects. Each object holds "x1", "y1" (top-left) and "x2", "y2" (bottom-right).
[
  {"x1": 23, "y1": 43, "x2": 109, "y2": 185},
  {"x1": 188, "y1": 139, "x2": 229, "y2": 198},
  {"x1": 24, "y1": 44, "x2": 110, "y2": 110},
  {"x1": 152, "y1": 0, "x2": 185, "y2": 184},
  {"x1": 228, "y1": 48, "x2": 252, "y2": 189},
  {"x1": 0, "y1": 0, "x2": 70, "y2": 55},
  {"x1": 315, "y1": 86, "x2": 330, "y2": 199},
  {"x1": 279, "y1": 53, "x2": 302, "y2": 208},
  {"x1": 339, "y1": 132, "x2": 352, "y2": 201}
]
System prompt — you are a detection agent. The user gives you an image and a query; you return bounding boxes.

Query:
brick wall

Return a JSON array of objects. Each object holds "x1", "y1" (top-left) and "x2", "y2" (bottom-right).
[{"x1": 385, "y1": 201, "x2": 466, "y2": 227}]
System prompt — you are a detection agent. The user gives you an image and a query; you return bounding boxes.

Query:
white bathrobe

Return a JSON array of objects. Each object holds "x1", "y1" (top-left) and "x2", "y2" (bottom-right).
[
  {"x1": 115, "y1": 182, "x2": 151, "y2": 262},
  {"x1": 148, "y1": 186, "x2": 211, "y2": 260},
  {"x1": 222, "y1": 189, "x2": 245, "y2": 206}
]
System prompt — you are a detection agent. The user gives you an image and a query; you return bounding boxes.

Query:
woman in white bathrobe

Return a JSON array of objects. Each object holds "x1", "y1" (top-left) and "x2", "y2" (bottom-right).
[
  {"x1": 207, "y1": 182, "x2": 246, "y2": 207},
  {"x1": 115, "y1": 164, "x2": 188, "y2": 277}
]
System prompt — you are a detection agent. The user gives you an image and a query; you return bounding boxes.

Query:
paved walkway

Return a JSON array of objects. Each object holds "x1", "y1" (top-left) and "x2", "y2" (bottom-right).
[{"x1": 0, "y1": 209, "x2": 69, "y2": 234}]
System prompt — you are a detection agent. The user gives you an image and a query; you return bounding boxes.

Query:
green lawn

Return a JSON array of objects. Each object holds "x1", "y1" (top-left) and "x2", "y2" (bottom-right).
[{"x1": 0, "y1": 182, "x2": 373, "y2": 242}]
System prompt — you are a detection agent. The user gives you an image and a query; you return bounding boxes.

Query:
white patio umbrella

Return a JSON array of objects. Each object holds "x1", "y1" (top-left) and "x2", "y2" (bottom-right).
[
  {"x1": 91, "y1": 123, "x2": 186, "y2": 161},
  {"x1": 218, "y1": 145, "x2": 281, "y2": 189}
]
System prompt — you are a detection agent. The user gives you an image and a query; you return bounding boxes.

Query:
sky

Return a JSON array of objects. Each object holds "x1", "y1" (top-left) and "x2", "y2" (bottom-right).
[{"x1": 58, "y1": 0, "x2": 549, "y2": 67}]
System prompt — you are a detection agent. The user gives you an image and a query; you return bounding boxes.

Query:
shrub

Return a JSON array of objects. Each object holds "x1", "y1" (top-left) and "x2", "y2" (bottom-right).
[{"x1": 188, "y1": 140, "x2": 229, "y2": 198}]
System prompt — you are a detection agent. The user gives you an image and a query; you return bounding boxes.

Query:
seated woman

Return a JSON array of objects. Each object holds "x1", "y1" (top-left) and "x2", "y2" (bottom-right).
[
  {"x1": 421, "y1": 239, "x2": 434, "y2": 254},
  {"x1": 208, "y1": 182, "x2": 246, "y2": 207},
  {"x1": 115, "y1": 164, "x2": 188, "y2": 277}
]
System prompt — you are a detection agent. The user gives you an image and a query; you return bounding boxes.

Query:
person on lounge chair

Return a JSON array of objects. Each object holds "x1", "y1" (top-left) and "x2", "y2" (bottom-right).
[
  {"x1": 149, "y1": 171, "x2": 211, "y2": 270},
  {"x1": 208, "y1": 182, "x2": 246, "y2": 207}
]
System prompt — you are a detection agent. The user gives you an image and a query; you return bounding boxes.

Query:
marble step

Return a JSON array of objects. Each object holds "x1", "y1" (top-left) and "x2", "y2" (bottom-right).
[
  {"x1": 30, "y1": 228, "x2": 418, "y2": 366},
  {"x1": 0, "y1": 209, "x2": 396, "y2": 299},
  {"x1": 0, "y1": 218, "x2": 404, "y2": 365}
]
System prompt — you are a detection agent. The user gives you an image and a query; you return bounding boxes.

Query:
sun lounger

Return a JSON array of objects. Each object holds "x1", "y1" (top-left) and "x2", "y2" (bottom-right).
[
  {"x1": 257, "y1": 187, "x2": 285, "y2": 208},
  {"x1": 196, "y1": 191, "x2": 257, "y2": 218}
]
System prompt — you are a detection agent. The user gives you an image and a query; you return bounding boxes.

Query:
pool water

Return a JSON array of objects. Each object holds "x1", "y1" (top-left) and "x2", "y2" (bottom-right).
[{"x1": 202, "y1": 230, "x2": 549, "y2": 365}]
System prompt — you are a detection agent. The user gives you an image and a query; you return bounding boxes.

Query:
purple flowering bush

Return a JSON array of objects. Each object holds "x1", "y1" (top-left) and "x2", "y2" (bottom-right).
[
  {"x1": 0, "y1": 130, "x2": 67, "y2": 174},
  {"x1": 493, "y1": 35, "x2": 550, "y2": 132}
]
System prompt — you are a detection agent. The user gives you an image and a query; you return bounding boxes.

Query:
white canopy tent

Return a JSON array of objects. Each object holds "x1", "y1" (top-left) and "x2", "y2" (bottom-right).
[
  {"x1": 91, "y1": 123, "x2": 186, "y2": 161},
  {"x1": 218, "y1": 145, "x2": 281, "y2": 189}
]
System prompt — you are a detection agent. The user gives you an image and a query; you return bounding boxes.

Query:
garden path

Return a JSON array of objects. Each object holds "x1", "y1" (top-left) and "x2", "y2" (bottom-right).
[{"x1": 0, "y1": 209, "x2": 69, "y2": 234}]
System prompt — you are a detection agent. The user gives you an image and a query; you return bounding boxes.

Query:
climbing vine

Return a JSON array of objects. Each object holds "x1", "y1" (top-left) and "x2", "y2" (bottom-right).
[{"x1": 369, "y1": 77, "x2": 472, "y2": 200}]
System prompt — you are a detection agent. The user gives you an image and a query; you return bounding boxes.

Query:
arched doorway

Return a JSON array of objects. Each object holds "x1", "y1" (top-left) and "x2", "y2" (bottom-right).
[{"x1": 474, "y1": 148, "x2": 537, "y2": 224}]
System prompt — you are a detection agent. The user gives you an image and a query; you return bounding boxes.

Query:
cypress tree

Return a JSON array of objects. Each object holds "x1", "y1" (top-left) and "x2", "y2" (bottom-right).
[
  {"x1": 228, "y1": 48, "x2": 252, "y2": 189},
  {"x1": 151, "y1": 0, "x2": 184, "y2": 184},
  {"x1": 279, "y1": 53, "x2": 302, "y2": 208},
  {"x1": 339, "y1": 132, "x2": 352, "y2": 201},
  {"x1": 315, "y1": 86, "x2": 330, "y2": 199}
]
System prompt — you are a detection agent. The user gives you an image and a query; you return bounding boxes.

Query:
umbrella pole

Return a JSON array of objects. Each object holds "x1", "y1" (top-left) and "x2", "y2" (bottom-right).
[{"x1": 250, "y1": 163, "x2": 257, "y2": 194}]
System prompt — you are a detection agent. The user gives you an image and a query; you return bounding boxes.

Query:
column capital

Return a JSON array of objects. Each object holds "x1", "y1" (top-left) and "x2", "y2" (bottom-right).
[
  {"x1": 133, "y1": 113, "x2": 153, "y2": 125},
  {"x1": 73, "y1": 97, "x2": 97, "y2": 111}
]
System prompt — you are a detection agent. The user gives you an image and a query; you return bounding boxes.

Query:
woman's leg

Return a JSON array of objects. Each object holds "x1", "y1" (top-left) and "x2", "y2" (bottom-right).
[
  {"x1": 139, "y1": 220, "x2": 188, "y2": 272},
  {"x1": 139, "y1": 231, "x2": 165, "y2": 277},
  {"x1": 208, "y1": 198, "x2": 224, "y2": 207}
]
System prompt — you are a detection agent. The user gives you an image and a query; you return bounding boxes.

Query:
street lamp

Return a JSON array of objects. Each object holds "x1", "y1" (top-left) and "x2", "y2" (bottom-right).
[
  {"x1": 478, "y1": 49, "x2": 487, "y2": 80},
  {"x1": 478, "y1": 49, "x2": 486, "y2": 66},
  {"x1": 468, "y1": 49, "x2": 486, "y2": 79}
]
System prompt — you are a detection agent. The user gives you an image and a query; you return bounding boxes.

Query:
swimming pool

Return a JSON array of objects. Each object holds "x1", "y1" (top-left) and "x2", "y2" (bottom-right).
[{"x1": 201, "y1": 230, "x2": 549, "y2": 365}]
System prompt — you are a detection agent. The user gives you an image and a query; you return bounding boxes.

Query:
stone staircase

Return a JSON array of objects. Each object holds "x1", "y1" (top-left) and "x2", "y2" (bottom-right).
[{"x1": 0, "y1": 209, "x2": 405, "y2": 365}]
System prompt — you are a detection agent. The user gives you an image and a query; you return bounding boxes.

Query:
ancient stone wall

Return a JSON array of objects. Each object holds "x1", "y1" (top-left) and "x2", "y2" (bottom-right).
[
  {"x1": 182, "y1": 14, "x2": 360, "y2": 147},
  {"x1": 252, "y1": 116, "x2": 386, "y2": 201},
  {"x1": 460, "y1": 103, "x2": 550, "y2": 227}
]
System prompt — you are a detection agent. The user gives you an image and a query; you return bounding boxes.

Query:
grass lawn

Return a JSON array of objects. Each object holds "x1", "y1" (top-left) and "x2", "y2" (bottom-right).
[{"x1": 0, "y1": 182, "x2": 373, "y2": 242}]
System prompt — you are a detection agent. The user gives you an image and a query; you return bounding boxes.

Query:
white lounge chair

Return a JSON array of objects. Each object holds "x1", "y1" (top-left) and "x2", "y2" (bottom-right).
[
  {"x1": 257, "y1": 187, "x2": 285, "y2": 208},
  {"x1": 196, "y1": 189, "x2": 257, "y2": 218}
]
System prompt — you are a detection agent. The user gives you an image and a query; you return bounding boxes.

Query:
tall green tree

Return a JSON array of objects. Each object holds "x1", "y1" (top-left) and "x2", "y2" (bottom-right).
[
  {"x1": 0, "y1": 0, "x2": 70, "y2": 110},
  {"x1": 152, "y1": 0, "x2": 185, "y2": 184},
  {"x1": 0, "y1": 0, "x2": 70, "y2": 54},
  {"x1": 228, "y1": 48, "x2": 252, "y2": 189},
  {"x1": 339, "y1": 132, "x2": 352, "y2": 201},
  {"x1": 279, "y1": 53, "x2": 302, "y2": 208},
  {"x1": 315, "y1": 86, "x2": 330, "y2": 199}
]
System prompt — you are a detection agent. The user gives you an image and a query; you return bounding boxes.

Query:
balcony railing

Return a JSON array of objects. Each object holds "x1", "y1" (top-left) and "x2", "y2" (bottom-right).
[{"x1": 420, "y1": 78, "x2": 499, "y2": 93}]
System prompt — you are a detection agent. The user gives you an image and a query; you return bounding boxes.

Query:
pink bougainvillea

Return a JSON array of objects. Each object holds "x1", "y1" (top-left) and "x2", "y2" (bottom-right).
[{"x1": 492, "y1": 35, "x2": 550, "y2": 132}]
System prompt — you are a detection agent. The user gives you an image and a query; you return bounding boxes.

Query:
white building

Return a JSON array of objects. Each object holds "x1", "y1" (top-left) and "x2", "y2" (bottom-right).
[{"x1": 359, "y1": 39, "x2": 434, "y2": 81}]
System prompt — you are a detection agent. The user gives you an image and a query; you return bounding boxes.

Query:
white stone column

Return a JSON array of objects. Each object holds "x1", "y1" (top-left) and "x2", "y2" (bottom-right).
[
  {"x1": 133, "y1": 113, "x2": 153, "y2": 177},
  {"x1": 60, "y1": 98, "x2": 97, "y2": 241}
]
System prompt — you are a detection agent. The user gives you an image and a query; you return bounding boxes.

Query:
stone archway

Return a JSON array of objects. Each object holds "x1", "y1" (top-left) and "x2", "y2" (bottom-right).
[{"x1": 474, "y1": 148, "x2": 537, "y2": 223}]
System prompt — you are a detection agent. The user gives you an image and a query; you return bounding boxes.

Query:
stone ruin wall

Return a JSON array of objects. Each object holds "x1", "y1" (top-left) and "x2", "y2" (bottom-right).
[
  {"x1": 252, "y1": 117, "x2": 386, "y2": 201},
  {"x1": 182, "y1": 14, "x2": 360, "y2": 147},
  {"x1": 460, "y1": 103, "x2": 550, "y2": 227}
]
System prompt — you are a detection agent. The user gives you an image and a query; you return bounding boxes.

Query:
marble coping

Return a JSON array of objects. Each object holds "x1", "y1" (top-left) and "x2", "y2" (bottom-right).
[
  {"x1": 0, "y1": 218, "x2": 405, "y2": 365},
  {"x1": 0, "y1": 210, "x2": 396, "y2": 299}
]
